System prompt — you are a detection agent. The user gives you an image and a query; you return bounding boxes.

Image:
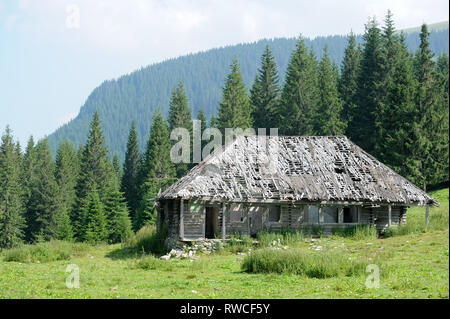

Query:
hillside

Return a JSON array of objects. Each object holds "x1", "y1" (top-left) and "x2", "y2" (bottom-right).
[{"x1": 47, "y1": 27, "x2": 450, "y2": 161}]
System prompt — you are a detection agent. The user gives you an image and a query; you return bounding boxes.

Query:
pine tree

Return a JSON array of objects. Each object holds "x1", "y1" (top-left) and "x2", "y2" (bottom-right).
[
  {"x1": 55, "y1": 140, "x2": 78, "y2": 240},
  {"x1": 0, "y1": 127, "x2": 25, "y2": 248},
  {"x1": 167, "y1": 81, "x2": 193, "y2": 177},
  {"x1": 83, "y1": 188, "x2": 108, "y2": 244},
  {"x1": 434, "y1": 53, "x2": 450, "y2": 184},
  {"x1": 349, "y1": 17, "x2": 384, "y2": 153},
  {"x1": 104, "y1": 186, "x2": 133, "y2": 243},
  {"x1": 250, "y1": 45, "x2": 281, "y2": 130},
  {"x1": 112, "y1": 154, "x2": 121, "y2": 182},
  {"x1": 278, "y1": 37, "x2": 318, "y2": 135},
  {"x1": 22, "y1": 136, "x2": 37, "y2": 241},
  {"x1": 121, "y1": 122, "x2": 142, "y2": 222},
  {"x1": 217, "y1": 58, "x2": 252, "y2": 134},
  {"x1": 314, "y1": 46, "x2": 346, "y2": 135},
  {"x1": 74, "y1": 111, "x2": 116, "y2": 239},
  {"x1": 27, "y1": 139, "x2": 69, "y2": 241},
  {"x1": 409, "y1": 24, "x2": 443, "y2": 190},
  {"x1": 340, "y1": 32, "x2": 361, "y2": 128},
  {"x1": 375, "y1": 34, "x2": 417, "y2": 178},
  {"x1": 197, "y1": 107, "x2": 208, "y2": 155},
  {"x1": 137, "y1": 110, "x2": 176, "y2": 230},
  {"x1": 209, "y1": 114, "x2": 218, "y2": 128}
]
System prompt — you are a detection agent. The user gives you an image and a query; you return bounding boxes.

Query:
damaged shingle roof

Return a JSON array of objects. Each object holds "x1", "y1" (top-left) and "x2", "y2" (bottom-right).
[{"x1": 158, "y1": 135, "x2": 437, "y2": 205}]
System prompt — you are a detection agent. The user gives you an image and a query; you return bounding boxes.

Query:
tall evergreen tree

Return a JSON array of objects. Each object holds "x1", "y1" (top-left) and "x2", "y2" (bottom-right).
[
  {"x1": 55, "y1": 140, "x2": 78, "y2": 240},
  {"x1": 167, "y1": 81, "x2": 193, "y2": 177},
  {"x1": 22, "y1": 136, "x2": 37, "y2": 241},
  {"x1": 408, "y1": 24, "x2": 449, "y2": 189},
  {"x1": 83, "y1": 187, "x2": 108, "y2": 244},
  {"x1": 197, "y1": 107, "x2": 208, "y2": 155},
  {"x1": 375, "y1": 34, "x2": 417, "y2": 178},
  {"x1": 27, "y1": 139, "x2": 69, "y2": 241},
  {"x1": 250, "y1": 45, "x2": 281, "y2": 130},
  {"x1": 217, "y1": 58, "x2": 252, "y2": 134},
  {"x1": 349, "y1": 17, "x2": 384, "y2": 153},
  {"x1": 104, "y1": 186, "x2": 133, "y2": 243},
  {"x1": 74, "y1": 111, "x2": 116, "y2": 239},
  {"x1": 121, "y1": 122, "x2": 142, "y2": 221},
  {"x1": 0, "y1": 127, "x2": 25, "y2": 248},
  {"x1": 112, "y1": 154, "x2": 121, "y2": 181},
  {"x1": 278, "y1": 37, "x2": 318, "y2": 135},
  {"x1": 340, "y1": 32, "x2": 361, "y2": 129},
  {"x1": 136, "y1": 110, "x2": 176, "y2": 230},
  {"x1": 314, "y1": 46, "x2": 346, "y2": 135}
]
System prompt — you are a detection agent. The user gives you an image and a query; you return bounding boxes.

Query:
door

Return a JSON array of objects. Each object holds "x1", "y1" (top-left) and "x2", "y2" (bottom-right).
[
  {"x1": 205, "y1": 207, "x2": 218, "y2": 238},
  {"x1": 249, "y1": 206, "x2": 265, "y2": 236}
]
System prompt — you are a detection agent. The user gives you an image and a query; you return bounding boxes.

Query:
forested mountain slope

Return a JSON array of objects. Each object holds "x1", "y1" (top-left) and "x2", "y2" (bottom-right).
[{"x1": 47, "y1": 27, "x2": 449, "y2": 161}]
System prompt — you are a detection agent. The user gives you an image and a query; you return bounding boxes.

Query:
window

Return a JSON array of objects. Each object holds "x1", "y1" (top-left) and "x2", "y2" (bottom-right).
[
  {"x1": 323, "y1": 206, "x2": 338, "y2": 223},
  {"x1": 268, "y1": 206, "x2": 281, "y2": 222},
  {"x1": 344, "y1": 207, "x2": 357, "y2": 223},
  {"x1": 309, "y1": 206, "x2": 319, "y2": 223},
  {"x1": 230, "y1": 203, "x2": 244, "y2": 222}
]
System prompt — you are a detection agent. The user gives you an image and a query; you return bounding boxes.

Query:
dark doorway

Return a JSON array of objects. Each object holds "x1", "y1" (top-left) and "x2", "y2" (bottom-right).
[
  {"x1": 205, "y1": 207, "x2": 218, "y2": 238},
  {"x1": 343, "y1": 207, "x2": 352, "y2": 223}
]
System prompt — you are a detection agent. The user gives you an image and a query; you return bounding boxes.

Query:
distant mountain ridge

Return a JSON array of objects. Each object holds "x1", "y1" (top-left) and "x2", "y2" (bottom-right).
[{"x1": 47, "y1": 25, "x2": 449, "y2": 162}]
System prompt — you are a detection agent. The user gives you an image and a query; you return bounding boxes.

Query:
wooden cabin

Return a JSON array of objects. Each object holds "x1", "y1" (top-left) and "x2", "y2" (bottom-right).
[{"x1": 155, "y1": 136, "x2": 437, "y2": 246}]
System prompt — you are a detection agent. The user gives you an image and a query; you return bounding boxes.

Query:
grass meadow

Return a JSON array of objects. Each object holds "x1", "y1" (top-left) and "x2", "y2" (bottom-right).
[{"x1": 0, "y1": 188, "x2": 448, "y2": 299}]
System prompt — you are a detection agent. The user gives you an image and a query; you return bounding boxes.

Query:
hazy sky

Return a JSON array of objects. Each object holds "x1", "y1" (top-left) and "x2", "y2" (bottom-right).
[{"x1": 0, "y1": 0, "x2": 448, "y2": 146}]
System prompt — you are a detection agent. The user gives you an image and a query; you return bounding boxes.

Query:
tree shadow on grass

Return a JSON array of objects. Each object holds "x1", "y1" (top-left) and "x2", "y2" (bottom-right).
[{"x1": 106, "y1": 247, "x2": 142, "y2": 260}]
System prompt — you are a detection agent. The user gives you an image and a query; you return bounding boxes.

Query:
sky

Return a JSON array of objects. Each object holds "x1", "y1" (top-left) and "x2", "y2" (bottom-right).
[{"x1": 0, "y1": 0, "x2": 449, "y2": 147}]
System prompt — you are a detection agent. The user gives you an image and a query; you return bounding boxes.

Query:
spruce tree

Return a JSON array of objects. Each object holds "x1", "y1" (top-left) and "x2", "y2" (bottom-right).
[
  {"x1": 340, "y1": 32, "x2": 361, "y2": 128},
  {"x1": 27, "y1": 139, "x2": 69, "y2": 241},
  {"x1": 349, "y1": 17, "x2": 384, "y2": 153},
  {"x1": 55, "y1": 140, "x2": 78, "y2": 240},
  {"x1": 375, "y1": 34, "x2": 417, "y2": 178},
  {"x1": 104, "y1": 186, "x2": 133, "y2": 243},
  {"x1": 0, "y1": 127, "x2": 25, "y2": 248},
  {"x1": 197, "y1": 107, "x2": 208, "y2": 155},
  {"x1": 136, "y1": 110, "x2": 176, "y2": 230},
  {"x1": 217, "y1": 58, "x2": 252, "y2": 134},
  {"x1": 112, "y1": 154, "x2": 121, "y2": 182},
  {"x1": 278, "y1": 37, "x2": 318, "y2": 135},
  {"x1": 409, "y1": 24, "x2": 443, "y2": 190},
  {"x1": 74, "y1": 111, "x2": 116, "y2": 239},
  {"x1": 167, "y1": 81, "x2": 193, "y2": 177},
  {"x1": 22, "y1": 136, "x2": 37, "y2": 241},
  {"x1": 83, "y1": 188, "x2": 108, "y2": 244},
  {"x1": 314, "y1": 46, "x2": 346, "y2": 135},
  {"x1": 250, "y1": 45, "x2": 281, "y2": 130},
  {"x1": 121, "y1": 122, "x2": 142, "y2": 222}
]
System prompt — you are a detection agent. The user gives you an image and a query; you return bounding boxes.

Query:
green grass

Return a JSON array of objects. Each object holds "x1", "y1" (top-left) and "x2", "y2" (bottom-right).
[
  {"x1": 332, "y1": 225, "x2": 378, "y2": 240},
  {"x1": 241, "y1": 248, "x2": 372, "y2": 278},
  {"x1": 123, "y1": 224, "x2": 168, "y2": 256},
  {"x1": 0, "y1": 188, "x2": 447, "y2": 299},
  {"x1": 2, "y1": 240, "x2": 91, "y2": 263}
]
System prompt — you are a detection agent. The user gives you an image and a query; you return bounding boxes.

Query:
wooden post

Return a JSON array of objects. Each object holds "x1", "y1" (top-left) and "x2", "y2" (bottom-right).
[
  {"x1": 222, "y1": 203, "x2": 226, "y2": 240},
  {"x1": 426, "y1": 204, "x2": 429, "y2": 226},
  {"x1": 338, "y1": 207, "x2": 343, "y2": 224},
  {"x1": 318, "y1": 206, "x2": 324, "y2": 224},
  {"x1": 179, "y1": 199, "x2": 184, "y2": 239},
  {"x1": 388, "y1": 205, "x2": 392, "y2": 227}
]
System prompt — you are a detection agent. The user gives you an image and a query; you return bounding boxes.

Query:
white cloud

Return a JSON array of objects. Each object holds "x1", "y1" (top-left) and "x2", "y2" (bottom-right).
[{"x1": 7, "y1": 0, "x2": 446, "y2": 64}]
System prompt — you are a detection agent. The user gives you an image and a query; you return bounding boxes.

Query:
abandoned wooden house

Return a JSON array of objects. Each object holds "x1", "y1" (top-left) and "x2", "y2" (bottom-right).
[{"x1": 155, "y1": 135, "x2": 437, "y2": 245}]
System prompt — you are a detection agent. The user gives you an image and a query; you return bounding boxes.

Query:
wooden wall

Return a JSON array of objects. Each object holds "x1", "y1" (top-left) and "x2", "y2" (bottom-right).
[{"x1": 161, "y1": 198, "x2": 409, "y2": 242}]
